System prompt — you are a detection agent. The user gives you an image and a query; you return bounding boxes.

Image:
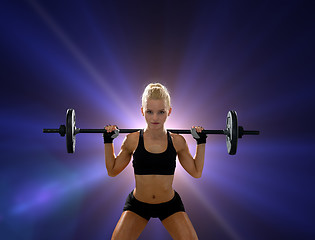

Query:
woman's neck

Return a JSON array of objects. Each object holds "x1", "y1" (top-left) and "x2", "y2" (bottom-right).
[{"x1": 144, "y1": 126, "x2": 167, "y2": 138}]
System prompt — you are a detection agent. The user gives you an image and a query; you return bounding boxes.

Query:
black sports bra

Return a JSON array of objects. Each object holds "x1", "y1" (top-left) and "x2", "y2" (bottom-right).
[{"x1": 132, "y1": 129, "x2": 177, "y2": 175}]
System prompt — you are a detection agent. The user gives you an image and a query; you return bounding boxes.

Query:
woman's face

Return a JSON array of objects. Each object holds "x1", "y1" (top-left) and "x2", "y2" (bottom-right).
[{"x1": 141, "y1": 99, "x2": 172, "y2": 130}]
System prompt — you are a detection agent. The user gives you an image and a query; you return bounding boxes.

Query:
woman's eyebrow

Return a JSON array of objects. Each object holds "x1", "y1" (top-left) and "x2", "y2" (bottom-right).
[{"x1": 146, "y1": 108, "x2": 165, "y2": 111}]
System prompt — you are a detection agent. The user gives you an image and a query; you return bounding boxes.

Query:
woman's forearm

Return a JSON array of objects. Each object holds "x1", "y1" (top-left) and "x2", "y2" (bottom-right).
[
  {"x1": 105, "y1": 143, "x2": 116, "y2": 174},
  {"x1": 194, "y1": 144, "x2": 206, "y2": 177}
]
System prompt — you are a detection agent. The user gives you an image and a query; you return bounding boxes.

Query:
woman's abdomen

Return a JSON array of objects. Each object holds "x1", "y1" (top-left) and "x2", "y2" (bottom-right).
[{"x1": 134, "y1": 175, "x2": 174, "y2": 204}]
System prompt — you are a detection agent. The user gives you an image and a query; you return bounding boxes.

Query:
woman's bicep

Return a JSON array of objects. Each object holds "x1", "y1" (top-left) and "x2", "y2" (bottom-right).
[
  {"x1": 112, "y1": 136, "x2": 134, "y2": 176},
  {"x1": 175, "y1": 136, "x2": 197, "y2": 176}
]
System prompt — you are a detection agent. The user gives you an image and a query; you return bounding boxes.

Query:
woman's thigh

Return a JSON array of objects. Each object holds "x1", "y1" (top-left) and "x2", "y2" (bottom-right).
[
  {"x1": 111, "y1": 210, "x2": 148, "y2": 240},
  {"x1": 162, "y1": 212, "x2": 198, "y2": 240}
]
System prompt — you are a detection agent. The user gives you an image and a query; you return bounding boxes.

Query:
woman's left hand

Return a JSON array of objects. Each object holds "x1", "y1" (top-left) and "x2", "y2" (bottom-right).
[
  {"x1": 192, "y1": 126, "x2": 204, "y2": 133},
  {"x1": 191, "y1": 126, "x2": 207, "y2": 145}
]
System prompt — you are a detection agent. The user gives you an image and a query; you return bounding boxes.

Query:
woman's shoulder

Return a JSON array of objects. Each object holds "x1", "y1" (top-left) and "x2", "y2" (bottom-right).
[
  {"x1": 126, "y1": 131, "x2": 140, "y2": 141},
  {"x1": 122, "y1": 131, "x2": 140, "y2": 151},
  {"x1": 170, "y1": 132, "x2": 186, "y2": 141},
  {"x1": 170, "y1": 133, "x2": 186, "y2": 151}
]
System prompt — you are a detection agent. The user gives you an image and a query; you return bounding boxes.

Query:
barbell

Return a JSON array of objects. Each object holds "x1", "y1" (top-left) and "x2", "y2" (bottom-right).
[{"x1": 43, "y1": 108, "x2": 259, "y2": 154}]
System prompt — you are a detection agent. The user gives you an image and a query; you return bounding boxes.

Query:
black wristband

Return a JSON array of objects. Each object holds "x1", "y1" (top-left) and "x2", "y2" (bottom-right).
[
  {"x1": 103, "y1": 132, "x2": 114, "y2": 143},
  {"x1": 196, "y1": 134, "x2": 207, "y2": 145},
  {"x1": 103, "y1": 127, "x2": 119, "y2": 143},
  {"x1": 191, "y1": 128, "x2": 207, "y2": 145}
]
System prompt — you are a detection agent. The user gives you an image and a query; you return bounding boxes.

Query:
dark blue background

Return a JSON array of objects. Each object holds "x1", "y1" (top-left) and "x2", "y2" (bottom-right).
[{"x1": 1, "y1": 0, "x2": 314, "y2": 239}]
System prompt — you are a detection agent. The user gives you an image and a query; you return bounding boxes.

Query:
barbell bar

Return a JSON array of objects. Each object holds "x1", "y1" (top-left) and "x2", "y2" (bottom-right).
[{"x1": 43, "y1": 109, "x2": 260, "y2": 154}]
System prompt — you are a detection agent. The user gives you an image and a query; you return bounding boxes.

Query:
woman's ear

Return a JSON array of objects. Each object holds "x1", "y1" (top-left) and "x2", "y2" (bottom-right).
[
  {"x1": 141, "y1": 107, "x2": 144, "y2": 116},
  {"x1": 168, "y1": 107, "x2": 172, "y2": 116}
]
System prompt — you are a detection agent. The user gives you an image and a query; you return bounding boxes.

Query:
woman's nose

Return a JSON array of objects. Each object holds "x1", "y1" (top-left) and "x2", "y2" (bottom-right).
[{"x1": 153, "y1": 113, "x2": 158, "y2": 120}]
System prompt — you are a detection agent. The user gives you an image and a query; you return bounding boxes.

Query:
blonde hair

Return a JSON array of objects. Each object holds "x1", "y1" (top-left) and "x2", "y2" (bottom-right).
[{"x1": 142, "y1": 83, "x2": 171, "y2": 109}]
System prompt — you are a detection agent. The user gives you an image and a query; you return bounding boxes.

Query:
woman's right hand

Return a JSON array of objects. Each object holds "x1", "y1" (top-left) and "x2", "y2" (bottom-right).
[
  {"x1": 105, "y1": 125, "x2": 118, "y2": 133},
  {"x1": 103, "y1": 125, "x2": 119, "y2": 143}
]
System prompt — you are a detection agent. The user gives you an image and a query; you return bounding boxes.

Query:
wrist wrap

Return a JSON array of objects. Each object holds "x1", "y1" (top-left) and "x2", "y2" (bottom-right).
[
  {"x1": 191, "y1": 128, "x2": 207, "y2": 145},
  {"x1": 103, "y1": 128, "x2": 119, "y2": 143}
]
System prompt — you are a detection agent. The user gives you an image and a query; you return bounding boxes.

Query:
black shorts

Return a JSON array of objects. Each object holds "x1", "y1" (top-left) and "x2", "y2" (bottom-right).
[{"x1": 123, "y1": 190, "x2": 185, "y2": 221}]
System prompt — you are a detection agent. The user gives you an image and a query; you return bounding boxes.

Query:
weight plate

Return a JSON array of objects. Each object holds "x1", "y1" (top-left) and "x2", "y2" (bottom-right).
[
  {"x1": 66, "y1": 109, "x2": 76, "y2": 153},
  {"x1": 226, "y1": 111, "x2": 238, "y2": 155}
]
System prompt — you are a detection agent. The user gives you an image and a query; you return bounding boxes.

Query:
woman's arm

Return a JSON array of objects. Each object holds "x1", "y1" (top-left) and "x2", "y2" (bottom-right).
[
  {"x1": 174, "y1": 134, "x2": 206, "y2": 178},
  {"x1": 105, "y1": 133, "x2": 135, "y2": 177}
]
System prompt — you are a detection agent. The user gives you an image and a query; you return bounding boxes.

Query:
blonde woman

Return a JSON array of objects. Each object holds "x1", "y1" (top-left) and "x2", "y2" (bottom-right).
[{"x1": 104, "y1": 83, "x2": 206, "y2": 239}]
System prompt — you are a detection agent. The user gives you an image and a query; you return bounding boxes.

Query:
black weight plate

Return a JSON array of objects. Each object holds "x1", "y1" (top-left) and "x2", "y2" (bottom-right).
[
  {"x1": 66, "y1": 109, "x2": 76, "y2": 153},
  {"x1": 226, "y1": 111, "x2": 238, "y2": 155}
]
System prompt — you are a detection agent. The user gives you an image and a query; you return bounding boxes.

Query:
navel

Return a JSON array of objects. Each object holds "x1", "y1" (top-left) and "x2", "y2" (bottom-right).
[{"x1": 152, "y1": 195, "x2": 156, "y2": 199}]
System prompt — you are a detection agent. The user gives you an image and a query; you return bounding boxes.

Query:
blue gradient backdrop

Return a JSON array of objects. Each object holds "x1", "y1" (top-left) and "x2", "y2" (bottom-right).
[{"x1": 1, "y1": 1, "x2": 314, "y2": 239}]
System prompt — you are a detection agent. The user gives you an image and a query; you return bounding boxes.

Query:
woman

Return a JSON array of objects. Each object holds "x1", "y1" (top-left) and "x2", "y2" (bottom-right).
[{"x1": 104, "y1": 83, "x2": 206, "y2": 240}]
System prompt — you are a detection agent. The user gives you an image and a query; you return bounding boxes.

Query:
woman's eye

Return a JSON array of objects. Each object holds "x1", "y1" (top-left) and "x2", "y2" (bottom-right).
[
  {"x1": 146, "y1": 110, "x2": 152, "y2": 114},
  {"x1": 159, "y1": 111, "x2": 165, "y2": 114}
]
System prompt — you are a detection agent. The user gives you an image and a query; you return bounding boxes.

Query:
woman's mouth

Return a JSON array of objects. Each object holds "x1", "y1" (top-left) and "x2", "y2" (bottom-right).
[{"x1": 151, "y1": 122, "x2": 159, "y2": 125}]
